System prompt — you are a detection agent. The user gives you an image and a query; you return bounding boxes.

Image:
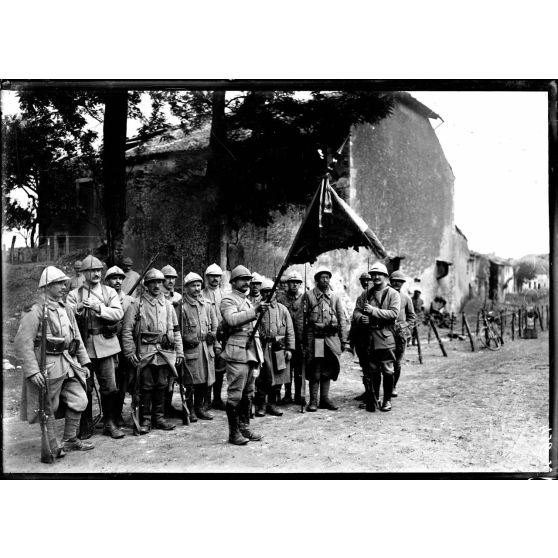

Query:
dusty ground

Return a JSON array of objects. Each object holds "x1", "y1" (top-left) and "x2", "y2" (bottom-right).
[{"x1": 2, "y1": 326, "x2": 550, "y2": 475}]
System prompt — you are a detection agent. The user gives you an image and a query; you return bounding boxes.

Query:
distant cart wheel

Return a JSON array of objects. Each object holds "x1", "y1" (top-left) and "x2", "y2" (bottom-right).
[{"x1": 478, "y1": 325, "x2": 502, "y2": 351}]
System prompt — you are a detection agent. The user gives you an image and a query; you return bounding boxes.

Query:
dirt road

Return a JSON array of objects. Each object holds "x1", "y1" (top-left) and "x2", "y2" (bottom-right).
[{"x1": 2, "y1": 330, "x2": 550, "y2": 475}]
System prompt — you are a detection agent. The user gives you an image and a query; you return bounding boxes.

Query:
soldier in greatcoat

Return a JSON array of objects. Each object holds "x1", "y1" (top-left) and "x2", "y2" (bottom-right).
[
  {"x1": 276, "y1": 271, "x2": 304, "y2": 405},
  {"x1": 254, "y1": 279, "x2": 295, "y2": 417},
  {"x1": 121, "y1": 256, "x2": 141, "y2": 296},
  {"x1": 248, "y1": 273, "x2": 263, "y2": 305},
  {"x1": 220, "y1": 265, "x2": 269, "y2": 445},
  {"x1": 180, "y1": 272, "x2": 220, "y2": 421},
  {"x1": 353, "y1": 262, "x2": 400, "y2": 412},
  {"x1": 121, "y1": 269, "x2": 184, "y2": 433},
  {"x1": 15, "y1": 266, "x2": 94, "y2": 461},
  {"x1": 295, "y1": 267, "x2": 350, "y2": 412},
  {"x1": 389, "y1": 270, "x2": 416, "y2": 397},
  {"x1": 66, "y1": 255, "x2": 124, "y2": 439},
  {"x1": 104, "y1": 265, "x2": 135, "y2": 427},
  {"x1": 203, "y1": 263, "x2": 227, "y2": 410},
  {"x1": 67, "y1": 259, "x2": 85, "y2": 291},
  {"x1": 161, "y1": 264, "x2": 183, "y2": 417}
]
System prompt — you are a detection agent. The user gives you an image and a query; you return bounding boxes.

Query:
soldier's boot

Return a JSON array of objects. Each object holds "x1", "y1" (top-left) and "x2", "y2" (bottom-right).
[
  {"x1": 280, "y1": 383, "x2": 293, "y2": 405},
  {"x1": 187, "y1": 390, "x2": 198, "y2": 423},
  {"x1": 45, "y1": 415, "x2": 65, "y2": 461},
  {"x1": 238, "y1": 396, "x2": 263, "y2": 441},
  {"x1": 152, "y1": 388, "x2": 176, "y2": 430},
  {"x1": 381, "y1": 374, "x2": 393, "y2": 412},
  {"x1": 78, "y1": 390, "x2": 94, "y2": 440},
  {"x1": 372, "y1": 374, "x2": 382, "y2": 407},
  {"x1": 306, "y1": 381, "x2": 319, "y2": 412},
  {"x1": 293, "y1": 374, "x2": 302, "y2": 405},
  {"x1": 266, "y1": 389, "x2": 283, "y2": 416},
  {"x1": 211, "y1": 371, "x2": 227, "y2": 410},
  {"x1": 114, "y1": 390, "x2": 126, "y2": 427},
  {"x1": 319, "y1": 378, "x2": 339, "y2": 410},
  {"x1": 62, "y1": 409, "x2": 95, "y2": 452},
  {"x1": 226, "y1": 402, "x2": 249, "y2": 445},
  {"x1": 254, "y1": 391, "x2": 267, "y2": 417},
  {"x1": 102, "y1": 393, "x2": 125, "y2": 439},
  {"x1": 392, "y1": 365, "x2": 401, "y2": 397},
  {"x1": 139, "y1": 391, "x2": 152, "y2": 434},
  {"x1": 194, "y1": 384, "x2": 214, "y2": 420}
]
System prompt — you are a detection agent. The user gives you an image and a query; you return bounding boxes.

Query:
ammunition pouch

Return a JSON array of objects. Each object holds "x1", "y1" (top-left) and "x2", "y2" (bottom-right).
[
  {"x1": 34, "y1": 337, "x2": 66, "y2": 355},
  {"x1": 206, "y1": 332, "x2": 215, "y2": 345},
  {"x1": 160, "y1": 333, "x2": 175, "y2": 351},
  {"x1": 140, "y1": 332, "x2": 161, "y2": 344},
  {"x1": 184, "y1": 339, "x2": 200, "y2": 350},
  {"x1": 272, "y1": 335, "x2": 286, "y2": 351},
  {"x1": 67, "y1": 338, "x2": 80, "y2": 357},
  {"x1": 313, "y1": 323, "x2": 338, "y2": 337}
]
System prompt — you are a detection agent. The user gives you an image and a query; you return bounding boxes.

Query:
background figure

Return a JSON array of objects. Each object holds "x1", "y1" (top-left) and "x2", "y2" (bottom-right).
[
  {"x1": 350, "y1": 272, "x2": 371, "y2": 401},
  {"x1": 121, "y1": 256, "x2": 141, "y2": 296}
]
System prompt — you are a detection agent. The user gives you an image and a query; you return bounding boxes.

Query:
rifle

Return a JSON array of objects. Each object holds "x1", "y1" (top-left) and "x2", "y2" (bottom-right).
[
  {"x1": 127, "y1": 251, "x2": 160, "y2": 296},
  {"x1": 178, "y1": 255, "x2": 190, "y2": 425},
  {"x1": 131, "y1": 295, "x2": 143, "y2": 435},
  {"x1": 38, "y1": 292, "x2": 54, "y2": 464},
  {"x1": 300, "y1": 266, "x2": 308, "y2": 413}
]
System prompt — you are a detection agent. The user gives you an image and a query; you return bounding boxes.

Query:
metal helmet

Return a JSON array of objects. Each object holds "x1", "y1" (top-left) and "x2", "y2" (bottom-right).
[
  {"x1": 205, "y1": 263, "x2": 223, "y2": 276},
  {"x1": 39, "y1": 266, "x2": 70, "y2": 288},
  {"x1": 74, "y1": 260, "x2": 83, "y2": 270},
  {"x1": 369, "y1": 262, "x2": 389, "y2": 276},
  {"x1": 314, "y1": 267, "x2": 332, "y2": 281},
  {"x1": 161, "y1": 264, "x2": 178, "y2": 278},
  {"x1": 287, "y1": 271, "x2": 303, "y2": 283},
  {"x1": 250, "y1": 272, "x2": 263, "y2": 284},
  {"x1": 390, "y1": 270, "x2": 407, "y2": 282},
  {"x1": 230, "y1": 265, "x2": 252, "y2": 282},
  {"x1": 122, "y1": 257, "x2": 133, "y2": 266},
  {"x1": 260, "y1": 278, "x2": 275, "y2": 291},
  {"x1": 80, "y1": 255, "x2": 104, "y2": 272},
  {"x1": 359, "y1": 272, "x2": 371, "y2": 281},
  {"x1": 143, "y1": 268, "x2": 165, "y2": 284},
  {"x1": 105, "y1": 266, "x2": 125, "y2": 279},
  {"x1": 184, "y1": 272, "x2": 203, "y2": 285}
]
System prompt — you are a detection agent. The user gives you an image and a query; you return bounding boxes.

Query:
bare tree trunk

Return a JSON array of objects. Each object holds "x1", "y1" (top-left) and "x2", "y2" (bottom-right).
[{"x1": 102, "y1": 90, "x2": 128, "y2": 266}]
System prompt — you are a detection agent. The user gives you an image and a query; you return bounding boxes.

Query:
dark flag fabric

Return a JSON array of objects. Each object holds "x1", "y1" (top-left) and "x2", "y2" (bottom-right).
[{"x1": 287, "y1": 174, "x2": 387, "y2": 265}]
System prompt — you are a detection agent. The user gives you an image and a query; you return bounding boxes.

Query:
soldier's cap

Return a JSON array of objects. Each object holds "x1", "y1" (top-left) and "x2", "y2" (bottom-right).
[
  {"x1": 250, "y1": 272, "x2": 263, "y2": 284},
  {"x1": 105, "y1": 266, "x2": 125, "y2": 279},
  {"x1": 39, "y1": 266, "x2": 70, "y2": 288},
  {"x1": 390, "y1": 270, "x2": 407, "y2": 282},
  {"x1": 230, "y1": 265, "x2": 252, "y2": 282},
  {"x1": 74, "y1": 260, "x2": 83, "y2": 269},
  {"x1": 161, "y1": 264, "x2": 178, "y2": 278},
  {"x1": 359, "y1": 272, "x2": 371, "y2": 280},
  {"x1": 260, "y1": 279, "x2": 275, "y2": 291},
  {"x1": 286, "y1": 271, "x2": 303, "y2": 283},
  {"x1": 314, "y1": 267, "x2": 332, "y2": 280},
  {"x1": 80, "y1": 255, "x2": 104, "y2": 272},
  {"x1": 184, "y1": 272, "x2": 203, "y2": 285},
  {"x1": 205, "y1": 263, "x2": 223, "y2": 276},
  {"x1": 144, "y1": 268, "x2": 165, "y2": 283},
  {"x1": 369, "y1": 262, "x2": 389, "y2": 276},
  {"x1": 122, "y1": 257, "x2": 133, "y2": 266}
]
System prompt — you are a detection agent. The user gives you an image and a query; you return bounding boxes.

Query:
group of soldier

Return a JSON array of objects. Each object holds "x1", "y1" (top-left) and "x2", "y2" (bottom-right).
[{"x1": 14, "y1": 254, "x2": 419, "y2": 462}]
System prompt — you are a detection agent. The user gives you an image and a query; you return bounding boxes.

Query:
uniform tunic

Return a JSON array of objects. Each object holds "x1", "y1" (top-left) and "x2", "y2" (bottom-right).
[
  {"x1": 180, "y1": 293, "x2": 219, "y2": 385},
  {"x1": 295, "y1": 287, "x2": 349, "y2": 381},
  {"x1": 203, "y1": 286, "x2": 227, "y2": 372},
  {"x1": 121, "y1": 292, "x2": 184, "y2": 374},
  {"x1": 258, "y1": 300, "x2": 296, "y2": 386},
  {"x1": 220, "y1": 289, "x2": 264, "y2": 404},
  {"x1": 15, "y1": 295, "x2": 90, "y2": 423},
  {"x1": 66, "y1": 283, "x2": 123, "y2": 358},
  {"x1": 162, "y1": 287, "x2": 182, "y2": 311}
]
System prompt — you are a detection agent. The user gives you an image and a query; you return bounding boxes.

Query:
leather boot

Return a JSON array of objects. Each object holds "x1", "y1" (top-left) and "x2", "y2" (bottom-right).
[
  {"x1": 226, "y1": 402, "x2": 249, "y2": 445},
  {"x1": 280, "y1": 383, "x2": 293, "y2": 405},
  {"x1": 103, "y1": 393, "x2": 125, "y2": 438},
  {"x1": 187, "y1": 390, "x2": 197, "y2": 422},
  {"x1": 114, "y1": 390, "x2": 126, "y2": 427},
  {"x1": 238, "y1": 396, "x2": 263, "y2": 441},
  {"x1": 152, "y1": 388, "x2": 176, "y2": 430},
  {"x1": 139, "y1": 391, "x2": 152, "y2": 434},
  {"x1": 211, "y1": 371, "x2": 226, "y2": 410},
  {"x1": 306, "y1": 380, "x2": 319, "y2": 412},
  {"x1": 381, "y1": 373, "x2": 393, "y2": 412},
  {"x1": 254, "y1": 390, "x2": 266, "y2": 417},
  {"x1": 164, "y1": 388, "x2": 181, "y2": 418},
  {"x1": 319, "y1": 378, "x2": 338, "y2": 410},
  {"x1": 266, "y1": 389, "x2": 283, "y2": 416},
  {"x1": 78, "y1": 390, "x2": 94, "y2": 439},
  {"x1": 194, "y1": 384, "x2": 214, "y2": 420},
  {"x1": 293, "y1": 374, "x2": 302, "y2": 405}
]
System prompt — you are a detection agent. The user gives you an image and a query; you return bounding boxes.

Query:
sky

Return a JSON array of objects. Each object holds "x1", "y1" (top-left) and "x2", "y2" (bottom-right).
[{"x1": 2, "y1": 89, "x2": 550, "y2": 259}]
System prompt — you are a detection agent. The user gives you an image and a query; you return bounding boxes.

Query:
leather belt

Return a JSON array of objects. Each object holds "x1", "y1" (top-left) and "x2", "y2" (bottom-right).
[{"x1": 88, "y1": 328, "x2": 102, "y2": 335}]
